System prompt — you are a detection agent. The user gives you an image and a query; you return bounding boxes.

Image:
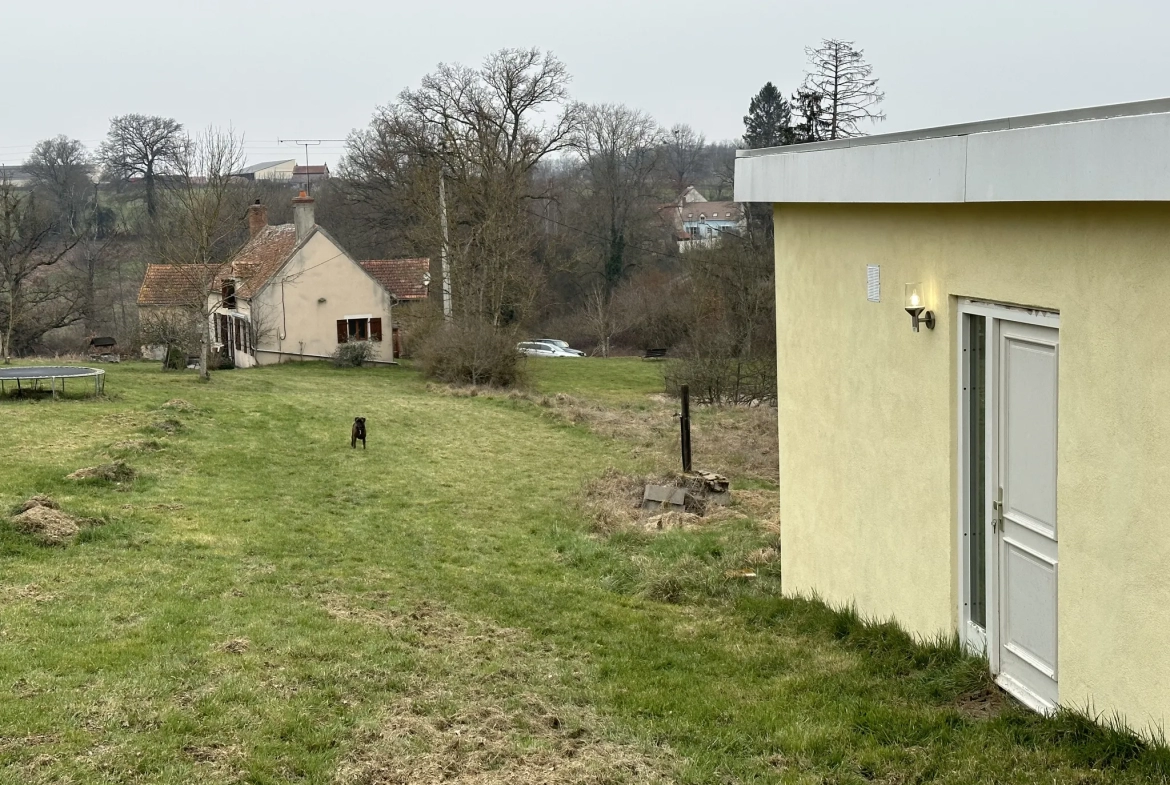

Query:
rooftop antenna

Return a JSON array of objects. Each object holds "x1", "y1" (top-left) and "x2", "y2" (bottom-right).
[{"x1": 278, "y1": 138, "x2": 344, "y2": 195}]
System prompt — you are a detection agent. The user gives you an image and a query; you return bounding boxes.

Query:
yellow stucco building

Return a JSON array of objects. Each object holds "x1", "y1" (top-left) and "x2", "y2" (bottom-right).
[{"x1": 734, "y1": 99, "x2": 1170, "y2": 734}]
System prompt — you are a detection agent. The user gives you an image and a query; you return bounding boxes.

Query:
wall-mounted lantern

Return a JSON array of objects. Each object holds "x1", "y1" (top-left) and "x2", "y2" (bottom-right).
[{"x1": 905, "y1": 283, "x2": 935, "y2": 332}]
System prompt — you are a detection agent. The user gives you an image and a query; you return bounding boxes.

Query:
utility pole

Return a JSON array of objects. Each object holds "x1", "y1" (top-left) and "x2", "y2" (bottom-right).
[{"x1": 278, "y1": 138, "x2": 344, "y2": 195}]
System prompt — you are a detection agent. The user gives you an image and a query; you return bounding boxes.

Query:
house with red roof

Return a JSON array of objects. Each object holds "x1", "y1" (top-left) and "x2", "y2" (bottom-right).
[{"x1": 138, "y1": 192, "x2": 401, "y2": 367}]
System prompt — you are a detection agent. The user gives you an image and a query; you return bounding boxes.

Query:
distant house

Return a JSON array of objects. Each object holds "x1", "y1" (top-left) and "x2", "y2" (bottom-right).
[
  {"x1": 659, "y1": 187, "x2": 746, "y2": 251},
  {"x1": 237, "y1": 160, "x2": 296, "y2": 181},
  {"x1": 137, "y1": 193, "x2": 396, "y2": 367},
  {"x1": 290, "y1": 164, "x2": 330, "y2": 189}
]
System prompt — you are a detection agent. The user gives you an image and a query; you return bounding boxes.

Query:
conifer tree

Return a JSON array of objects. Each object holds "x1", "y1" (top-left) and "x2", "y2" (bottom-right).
[{"x1": 743, "y1": 82, "x2": 795, "y2": 149}]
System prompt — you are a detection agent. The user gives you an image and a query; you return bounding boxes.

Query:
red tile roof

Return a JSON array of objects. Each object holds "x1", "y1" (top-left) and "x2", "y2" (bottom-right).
[
  {"x1": 229, "y1": 224, "x2": 300, "y2": 297},
  {"x1": 360, "y1": 258, "x2": 431, "y2": 301},
  {"x1": 137, "y1": 264, "x2": 221, "y2": 306},
  {"x1": 137, "y1": 224, "x2": 302, "y2": 307}
]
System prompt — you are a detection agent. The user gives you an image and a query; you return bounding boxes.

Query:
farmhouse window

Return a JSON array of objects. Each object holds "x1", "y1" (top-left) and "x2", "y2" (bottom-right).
[
  {"x1": 222, "y1": 281, "x2": 237, "y2": 309},
  {"x1": 337, "y1": 317, "x2": 382, "y2": 343}
]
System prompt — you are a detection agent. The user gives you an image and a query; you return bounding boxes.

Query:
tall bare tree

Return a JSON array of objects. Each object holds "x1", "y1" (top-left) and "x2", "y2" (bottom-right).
[
  {"x1": 151, "y1": 127, "x2": 248, "y2": 379},
  {"x1": 664, "y1": 123, "x2": 707, "y2": 196},
  {"x1": 0, "y1": 179, "x2": 83, "y2": 362},
  {"x1": 572, "y1": 104, "x2": 664, "y2": 296},
  {"x1": 98, "y1": 114, "x2": 184, "y2": 218},
  {"x1": 346, "y1": 48, "x2": 577, "y2": 326},
  {"x1": 800, "y1": 39, "x2": 885, "y2": 140}
]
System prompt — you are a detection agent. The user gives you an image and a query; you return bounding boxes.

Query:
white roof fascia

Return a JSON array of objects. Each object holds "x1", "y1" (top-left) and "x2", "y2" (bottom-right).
[{"x1": 734, "y1": 98, "x2": 1170, "y2": 204}]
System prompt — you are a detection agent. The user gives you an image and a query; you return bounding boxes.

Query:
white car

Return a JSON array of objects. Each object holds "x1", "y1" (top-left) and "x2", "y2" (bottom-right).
[
  {"x1": 534, "y1": 339, "x2": 586, "y2": 357},
  {"x1": 516, "y1": 341, "x2": 580, "y2": 358}
]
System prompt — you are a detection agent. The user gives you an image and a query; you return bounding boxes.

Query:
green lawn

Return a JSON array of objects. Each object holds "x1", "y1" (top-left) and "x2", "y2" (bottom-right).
[
  {"x1": 0, "y1": 361, "x2": 1166, "y2": 784},
  {"x1": 527, "y1": 356, "x2": 667, "y2": 405}
]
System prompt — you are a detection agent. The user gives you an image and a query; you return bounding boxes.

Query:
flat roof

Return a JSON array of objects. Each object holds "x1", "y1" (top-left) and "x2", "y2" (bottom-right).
[
  {"x1": 735, "y1": 97, "x2": 1170, "y2": 158},
  {"x1": 733, "y1": 97, "x2": 1170, "y2": 204}
]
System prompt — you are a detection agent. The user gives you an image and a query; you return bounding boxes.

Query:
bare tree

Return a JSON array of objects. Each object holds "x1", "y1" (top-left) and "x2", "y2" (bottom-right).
[
  {"x1": 0, "y1": 179, "x2": 83, "y2": 362},
  {"x1": 25, "y1": 136, "x2": 94, "y2": 235},
  {"x1": 573, "y1": 104, "x2": 664, "y2": 295},
  {"x1": 346, "y1": 48, "x2": 577, "y2": 326},
  {"x1": 151, "y1": 127, "x2": 248, "y2": 380},
  {"x1": 800, "y1": 39, "x2": 885, "y2": 140},
  {"x1": 98, "y1": 114, "x2": 184, "y2": 218},
  {"x1": 664, "y1": 124, "x2": 707, "y2": 196}
]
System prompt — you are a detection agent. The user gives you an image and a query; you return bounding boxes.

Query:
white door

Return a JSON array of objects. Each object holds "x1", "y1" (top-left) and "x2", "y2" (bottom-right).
[{"x1": 995, "y1": 320, "x2": 1059, "y2": 711}]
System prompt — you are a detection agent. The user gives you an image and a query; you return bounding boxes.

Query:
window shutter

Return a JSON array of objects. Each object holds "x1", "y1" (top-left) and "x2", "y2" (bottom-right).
[
  {"x1": 336, "y1": 319, "x2": 348, "y2": 344},
  {"x1": 370, "y1": 317, "x2": 383, "y2": 342}
]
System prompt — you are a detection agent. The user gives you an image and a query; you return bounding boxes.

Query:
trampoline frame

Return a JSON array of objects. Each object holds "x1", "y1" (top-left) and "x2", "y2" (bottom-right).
[{"x1": 0, "y1": 366, "x2": 106, "y2": 398}]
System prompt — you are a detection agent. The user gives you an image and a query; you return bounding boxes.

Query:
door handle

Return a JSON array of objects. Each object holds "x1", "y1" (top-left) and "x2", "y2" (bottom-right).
[{"x1": 991, "y1": 488, "x2": 1004, "y2": 531}]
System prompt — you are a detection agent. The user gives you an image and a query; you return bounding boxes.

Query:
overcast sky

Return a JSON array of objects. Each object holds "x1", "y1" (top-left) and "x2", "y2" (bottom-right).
[{"x1": 3, "y1": 0, "x2": 1169, "y2": 169}]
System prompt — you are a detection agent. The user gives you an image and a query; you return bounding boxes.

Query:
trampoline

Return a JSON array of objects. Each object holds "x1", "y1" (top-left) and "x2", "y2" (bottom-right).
[{"x1": 0, "y1": 366, "x2": 106, "y2": 398}]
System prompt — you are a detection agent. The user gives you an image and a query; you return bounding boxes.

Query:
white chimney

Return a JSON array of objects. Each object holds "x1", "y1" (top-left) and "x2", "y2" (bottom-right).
[{"x1": 292, "y1": 191, "x2": 315, "y2": 241}]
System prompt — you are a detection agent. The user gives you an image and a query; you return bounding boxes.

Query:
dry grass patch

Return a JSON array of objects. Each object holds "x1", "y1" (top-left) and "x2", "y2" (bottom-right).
[
  {"x1": 327, "y1": 596, "x2": 673, "y2": 785},
  {"x1": 579, "y1": 468, "x2": 778, "y2": 536},
  {"x1": 66, "y1": 459, "x2": 136, "y2": 483},
  {"x1": 161, "y1": 398, "x2": 196, "y2": 411},
  {"x1": 428, "y1": 383, "x2": 779, "y2": 484},
  {"x1": 215, "y1": 637, "x2": 250, "y2": 654}
]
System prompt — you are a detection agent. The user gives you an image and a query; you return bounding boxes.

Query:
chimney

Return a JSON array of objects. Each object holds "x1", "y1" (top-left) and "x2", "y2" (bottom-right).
[
  {"x1": 292, "y1": 190, "x2": 315, "y2": 241},
  {"x1": 246, "y1": 199, "x2": 268, "y2": 238}
]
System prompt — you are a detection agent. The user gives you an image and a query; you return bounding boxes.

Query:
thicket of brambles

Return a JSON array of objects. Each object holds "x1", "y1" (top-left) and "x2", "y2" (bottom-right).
[{"x1": 2, "y1": 40, "x2": 883, "y2": 401}]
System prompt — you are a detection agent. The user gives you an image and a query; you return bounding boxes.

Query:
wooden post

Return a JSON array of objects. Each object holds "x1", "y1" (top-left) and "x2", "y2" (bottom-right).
[{"x1": 680, "y1": 384, "x2": 692, "y2": 473}]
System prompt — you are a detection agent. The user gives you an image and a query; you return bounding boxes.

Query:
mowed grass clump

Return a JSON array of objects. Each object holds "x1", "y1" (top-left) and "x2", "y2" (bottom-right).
[{"x1": 0, "y1": 359, "x2": 1167, "y2": 783}]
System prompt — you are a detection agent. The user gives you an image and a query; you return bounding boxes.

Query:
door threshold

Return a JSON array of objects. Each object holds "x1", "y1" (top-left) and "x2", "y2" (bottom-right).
[{"x1": 996, "y1": 673, "x2": 1057, "y2": 715}]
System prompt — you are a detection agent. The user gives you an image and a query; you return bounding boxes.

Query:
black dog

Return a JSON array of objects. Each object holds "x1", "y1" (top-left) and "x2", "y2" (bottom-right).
[{"x1": 351, "y1": 417, "x2": 366, "y2": 449}]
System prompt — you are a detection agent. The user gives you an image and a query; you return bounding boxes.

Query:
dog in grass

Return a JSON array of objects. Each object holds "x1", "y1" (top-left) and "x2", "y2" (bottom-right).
[{"x1": 351, "y1": 417, "x2": 366, "y2": 449}]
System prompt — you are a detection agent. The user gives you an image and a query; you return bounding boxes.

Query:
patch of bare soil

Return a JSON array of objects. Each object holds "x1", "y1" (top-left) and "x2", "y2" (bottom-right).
[
  {"x1": 954, "y1": 685, "x2": 1008, "y2": 720},
  {"x1": 66, "y1": 460, "x2": 136, "y2": 483},
  {"x1": 9, "y1": 496, "x2": 102, "y2": 546},
  {"x1": 161, "y1": 398, "x2": 195, "y2": 411},
  {"x1": 327, "y1": 597, "x2": 672, "y2": 785}
]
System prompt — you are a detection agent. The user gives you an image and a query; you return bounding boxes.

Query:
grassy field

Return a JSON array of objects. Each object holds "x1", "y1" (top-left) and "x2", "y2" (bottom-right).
[{"x1": 0, "y1": 359, "x2": 1167, "y2": 784}]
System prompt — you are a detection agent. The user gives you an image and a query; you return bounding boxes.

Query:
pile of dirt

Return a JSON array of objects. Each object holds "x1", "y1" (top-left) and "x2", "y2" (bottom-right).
[
  {"x1": 329, "y1": 597, "x2": 670, "y2": 785},
  {"x1": 66, "y1": 460, "x2": 136, "y2": 483},
  {"x1": 9, "y1": 496, "x2": 102, "y2": 546},
  {"x1": 151, "y1": 419, "x2": 182, "y2": 434},
  {"x1": 161, "y1": 399, "x2": 195, "y2": 411}
]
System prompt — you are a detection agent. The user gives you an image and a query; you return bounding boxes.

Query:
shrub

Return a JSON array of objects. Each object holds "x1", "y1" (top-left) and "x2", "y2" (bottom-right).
[
  {"x1": 666, "y1": 355, "x2": 777, "y2": 406},
  {"x1": 163, "y1": 346, "x2": 186, "y2": 371},
  {"x1": 417, "y1": 319, "x2": 527, "y2": 387},
  {"x1": 332, "y1": 341, "x2": 375, "y2": 368}
]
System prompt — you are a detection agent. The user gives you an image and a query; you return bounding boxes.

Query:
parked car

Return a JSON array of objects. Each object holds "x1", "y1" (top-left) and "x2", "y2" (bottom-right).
[
  {"x1": 516, "y1": 341, "x2": 580, "y2": 358},
  {"x1": 534, "y1": 338, "x2": 586, "y2": 356}
]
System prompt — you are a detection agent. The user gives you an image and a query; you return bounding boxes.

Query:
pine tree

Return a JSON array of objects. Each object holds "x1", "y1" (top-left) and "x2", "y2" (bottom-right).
[
  {"x1": 743, "y1": 82, "x2": 795, "y2": 149},
  {"x1": 792, "y1": 89, "x2": 832, "y2": 143}
]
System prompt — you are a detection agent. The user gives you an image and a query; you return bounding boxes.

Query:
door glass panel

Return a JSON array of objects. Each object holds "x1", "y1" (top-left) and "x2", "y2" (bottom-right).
[{"x1": 968, "y1": 315, "x2": 987, "y2": 628}]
